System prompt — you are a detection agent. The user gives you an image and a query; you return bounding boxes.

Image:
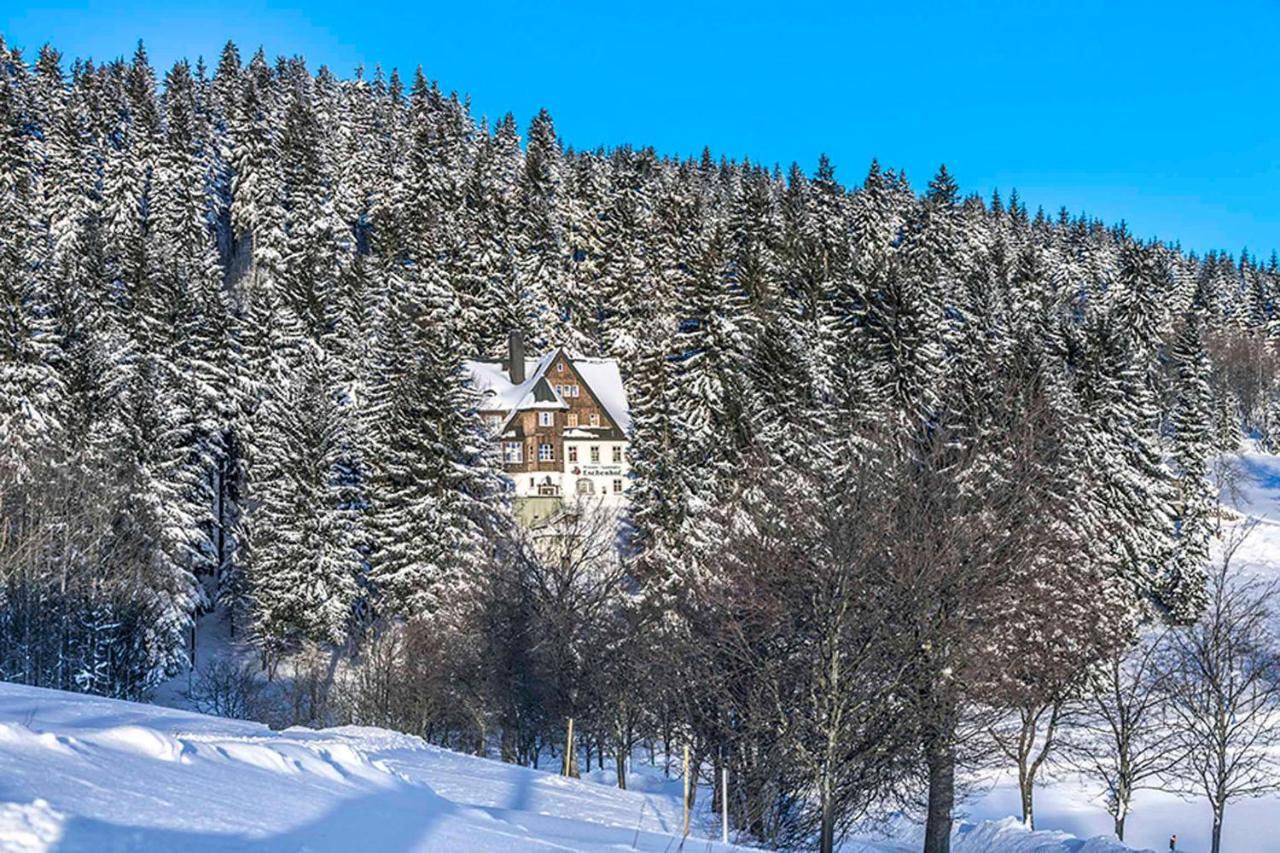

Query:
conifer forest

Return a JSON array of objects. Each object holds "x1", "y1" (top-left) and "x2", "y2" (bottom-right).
[{"x1": 5, "y1": 38, "x2": 1280, "y2": 853}]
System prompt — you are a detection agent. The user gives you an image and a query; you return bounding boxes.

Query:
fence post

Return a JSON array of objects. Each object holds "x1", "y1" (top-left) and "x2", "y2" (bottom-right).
[
  {"x1": 682, "y1": 744, "x2": 691, "y2": 837},
  {"x1": 721, "y1": 766, "x2": 729, "y2": 844},
  {"x1": 563, "y1": 718, "x2": 575, "y2": 777}
]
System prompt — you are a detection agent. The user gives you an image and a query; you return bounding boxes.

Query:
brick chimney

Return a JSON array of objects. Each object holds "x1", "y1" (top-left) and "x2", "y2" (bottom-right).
[{"x1": 507, "y1": 330, "x2": 526, "y2": 384}]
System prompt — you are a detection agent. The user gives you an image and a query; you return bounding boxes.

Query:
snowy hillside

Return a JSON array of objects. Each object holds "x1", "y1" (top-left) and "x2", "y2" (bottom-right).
[
  {"x1": 937, "y1": 450, "x2": 1280, "y2": 853},
  {"x1": 0, "y1": 682, "x2": 1148, "y2": 853},
  {"x1": 4, "y1": 454, "x2": 1280, "y2": 853},
  {"x1": 0, "y1": 681, "x2": 742, "y2": 852}
]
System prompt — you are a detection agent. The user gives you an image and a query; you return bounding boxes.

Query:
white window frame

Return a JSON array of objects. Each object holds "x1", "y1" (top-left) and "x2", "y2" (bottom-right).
[
  {"x1": 612, "y1": 479, "x2": 623, "y2": 494},
  {"x1": 589, "y1": 412, "x2": 599, "y2": 427},
  {"x1": 590, "y1": 446, "x2": 600, "y2": 464},
  {"x1": 538, "y1": 443, "x2": 554, "y2": 462},
  {"x1": 612, "y1": 446, "x2": 623, "y2": 463},
  {"x1": 568, "y1": 445, "x2": 578, "y2": 462},
  {"x1": 503, "y1": 442, "x2": 523, "y2": 463},
  {"x1": 539, "y1": 411, "x2": 553, "y2": 427}
]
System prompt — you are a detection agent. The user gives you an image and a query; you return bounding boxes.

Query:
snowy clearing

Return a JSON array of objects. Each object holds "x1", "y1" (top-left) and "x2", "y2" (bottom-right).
[
  {"x1": 0, "y1": 681, "x2": 1154, "y2": 852},
  {"x1": 929, "y1": 450, "x2": 1280, "y2": 853},
  {"x1": 0, "y1": 681, "x2": 741, "y2": 851},
  {"x1": 4, "y1": 451, "x2": 1280, "y2": 852}
]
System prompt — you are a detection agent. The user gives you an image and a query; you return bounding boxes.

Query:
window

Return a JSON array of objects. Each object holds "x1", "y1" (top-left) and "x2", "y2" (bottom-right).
[
  {"x1": 556, "y1": 362, "x2": 565, "y2": 373},
  {"x1": 612, "y1": 446, "x2": 623, "y2": 463},
  {"x1": 567, "y1": 413, "x2": 578, "y2": 427},
  {"x1": 539, "y1": 443, "x2": 554, "y2": 462},
  {"x1": 590, "y1": 446, "x2": 600, "y2": 464},
  {"x1": 539, "y1": 411, "x2": 553, "y2": 427},
  {"x1": 576, "y1": 478, "x2": 595, "y2": 495},
  {"x1": 571, "y1": 385, "x2": 580, "y2": 397},
  {"x1": 484, "y1": 414, "x2": 501, "y2": 431},
  {"x1": 612, "y1": 479, "x2": 623, "y2": 494},
  {"x1": 589, "y1": 412, "x2": 600, "y2": 427},
  {"x1": 568, "y1": 446, "x2": 578, "y2": 462},
  {"x1": 503, "y1": 442, "x2": 523, "y2": 463}
]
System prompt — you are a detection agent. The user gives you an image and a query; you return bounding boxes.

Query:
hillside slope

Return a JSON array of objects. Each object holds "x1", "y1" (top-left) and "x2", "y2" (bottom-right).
[
  {"x1": 0, "y1": 681, "x2": 1155, "y2": 852},
  {"x1": 0, "y1": 681, "x2": 742, "y2": 851},
  {"x1": 7, "y1": 452, "x2": 1280, "y2": 852},
  {"x1": 942, "y1": 451, "x2": 1280, "y2": 853}
]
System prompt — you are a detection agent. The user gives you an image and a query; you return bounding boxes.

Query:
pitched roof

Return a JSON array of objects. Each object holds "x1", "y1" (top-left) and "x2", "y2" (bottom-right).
[
  {"x1": 570, "y1": 356, "x2": 631, "y2": 433},
  {"x1": 464, "y1": 348, "x2": 631, "y2": 434},
  {"x1": 465, "y1": 350, "x2": 567, "y2": 415}
]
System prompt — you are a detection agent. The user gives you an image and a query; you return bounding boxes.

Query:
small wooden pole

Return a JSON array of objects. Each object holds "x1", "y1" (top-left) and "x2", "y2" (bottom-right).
[
  {"x1": 721, "y1": 766, "x2": 729, "y2": 844},
  {"x1": 563, "y1": 718, "x2": 575, "y2": 777},
  {"x1": 682, "y1": 744, "x2": 691, "y2": 837}
]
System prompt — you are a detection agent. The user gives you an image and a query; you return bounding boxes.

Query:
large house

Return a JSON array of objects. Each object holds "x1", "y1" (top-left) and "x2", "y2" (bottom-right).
[{"x1": 465, "y1": 333, "x2": 630, "y2": 526}]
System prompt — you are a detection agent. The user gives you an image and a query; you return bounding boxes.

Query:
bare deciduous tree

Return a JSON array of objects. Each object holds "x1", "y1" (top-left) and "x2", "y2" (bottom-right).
[
  {"x1": 1067, "y1": 631, "x2": 1182, "y2": 841},
  {"x1": 1164, "y1": 521, "x2": 1280, "y2": 853}
]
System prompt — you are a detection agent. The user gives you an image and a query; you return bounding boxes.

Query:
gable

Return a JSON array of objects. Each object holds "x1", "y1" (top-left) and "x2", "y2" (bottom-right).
[{"x1": 549, "y1": 353, "x2": 627, "y2": 438}]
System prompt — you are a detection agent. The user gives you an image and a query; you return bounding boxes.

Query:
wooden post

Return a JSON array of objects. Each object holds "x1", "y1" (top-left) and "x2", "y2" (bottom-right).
[
  {"x1": 721, "y1": 766, "x2": 729, "y2": 844},
  {"x1": 563, "y1": 717, "x2": 575, "y2": 777},
  {"x1": 682, "y1": 744, "x2": 691, "y2": 837}
]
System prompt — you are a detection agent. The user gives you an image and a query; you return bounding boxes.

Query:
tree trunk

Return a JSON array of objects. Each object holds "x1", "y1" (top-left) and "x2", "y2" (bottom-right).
[
  {"x1": 819, "y1": 774, "x2": 836, "y2": 853},
  {"x1": 1211, "y1": 806, "x2": 1223, "y2": 853},
  {"x1": 1019, "y1": 773, "x2": 1034, "y2": 831},
  {"x1": 615, "y1": 742, "x2": 627, "y2": 789},
  {"x1": 1114, "y1": 812, "x2": 1125, "y2": 842},
  {"x1": 923, "y1": 740, "x2": 956, "y2": 853}
]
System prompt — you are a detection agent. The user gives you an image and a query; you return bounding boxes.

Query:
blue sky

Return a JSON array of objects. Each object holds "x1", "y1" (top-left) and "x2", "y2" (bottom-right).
[{"x1": 4, "y1": 0, "x2": 1278, "y2": 259}]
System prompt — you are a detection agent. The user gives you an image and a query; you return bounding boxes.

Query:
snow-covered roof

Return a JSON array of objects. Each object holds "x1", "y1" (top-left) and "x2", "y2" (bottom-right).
[
  {"x1": 464, "y1": 348, "x2": 630, "y2": 433},
  {"x1": 572, "y1": 357, "x2": 631, "y2": 433},
  {"x1": 465, "y1": 351, "x2": 569, "y2": 427}
]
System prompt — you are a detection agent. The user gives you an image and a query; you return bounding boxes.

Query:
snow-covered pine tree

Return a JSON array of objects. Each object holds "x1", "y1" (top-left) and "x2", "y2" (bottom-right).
[
  {"x1": 0, "y1": 42, "x2": 65, "y2": 479},
  {"x1": 249, "y1": 341, "x2": 361, "y2": 659},
  {"x1": 516, "y1": 109, "x2": 573, "y2": 348},
  {"x1": 1167, "y1": 312, "x2": 1214, "y2": 612},
  {"x1": 366, "y1": 257, "x2": 507, "y2": 619}
]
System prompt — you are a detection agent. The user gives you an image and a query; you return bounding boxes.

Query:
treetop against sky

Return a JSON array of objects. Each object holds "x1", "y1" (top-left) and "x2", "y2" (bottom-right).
[{"x1": 3, "y1": 0, "x2": 1278, "y2": 259}]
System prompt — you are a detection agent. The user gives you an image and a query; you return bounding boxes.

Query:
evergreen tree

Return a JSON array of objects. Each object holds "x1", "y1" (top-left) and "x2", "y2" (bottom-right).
[{"x1": 250, "y1": 343, "x2": 361, "y2": 656}]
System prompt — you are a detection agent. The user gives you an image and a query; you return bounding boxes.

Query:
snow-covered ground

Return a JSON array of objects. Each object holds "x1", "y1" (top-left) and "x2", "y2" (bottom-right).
[
  {"x1": 0, "y1": 681, "x2": 744, "y2": 852},
  {"x1": 931, "y1": 450, "x2": 1280, "y2": 853},
  {"x1": 2, "y1": 453, "x2": 1280, "y2": 852},
  {"x1": 0, "y1": 681, "x2": 1153, "y2": 852}
]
